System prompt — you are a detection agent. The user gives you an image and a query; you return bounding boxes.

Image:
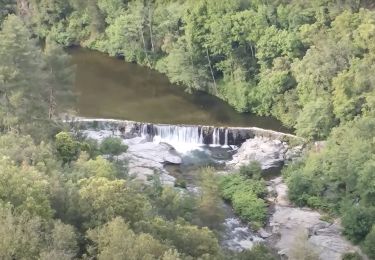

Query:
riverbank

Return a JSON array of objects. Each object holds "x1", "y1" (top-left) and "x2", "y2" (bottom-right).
[{"x1": 264, "y1": 177, "x2": 365, "y2": 260}]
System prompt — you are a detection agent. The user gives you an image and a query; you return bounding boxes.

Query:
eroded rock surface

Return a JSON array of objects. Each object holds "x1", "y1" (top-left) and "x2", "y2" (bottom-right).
[
  {"x1": 82, "y1": 130, "x2": 180, "y2": 185},
  {"x1": 227, "y1": 137, "x2": 302, "y2": 170},
  {"x1": 267, "y1": 177, "x2": 361, "y2": 260}
]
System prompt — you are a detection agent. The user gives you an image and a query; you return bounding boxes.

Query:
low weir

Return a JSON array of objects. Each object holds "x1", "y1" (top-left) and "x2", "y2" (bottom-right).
[{"x1": 67, "y1": 117, "x2": 300, "y2": 146}]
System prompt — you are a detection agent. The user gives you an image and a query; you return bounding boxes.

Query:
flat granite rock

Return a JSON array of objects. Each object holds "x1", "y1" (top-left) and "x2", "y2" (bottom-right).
[
  {"x1": 268, "y1": 178, "x2": 361, "y2": 260},
  {"x1": 227, "y1": 137, "x2": 288, "y2": 169},
  {"x1": 82, "y1": 130, "x2": 181, "y2": 185}
]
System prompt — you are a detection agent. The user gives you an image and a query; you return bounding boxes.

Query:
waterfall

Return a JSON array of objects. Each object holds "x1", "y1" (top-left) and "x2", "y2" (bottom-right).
[
  {"x1": 212, "y1": 128, "x2": 221, "y2": 146},
  {"x1": 138, "y1": 124, "x2": 234, "y2": 150},
  {"x1": 224, "y1": 128, "x2": 229, "y2": 148},
  {"x1": 140, "y1": 124, "x2": 148, "y2": 137},
  {"x1": 199, "y1": 127, "x2": 204, "y2": 144},
  {"x1": 153, "y1": 125, "x2": 204, "y2": 145}
]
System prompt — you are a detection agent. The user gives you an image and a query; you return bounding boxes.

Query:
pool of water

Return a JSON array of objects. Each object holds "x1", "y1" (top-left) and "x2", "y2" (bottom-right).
[{"x1": 71, "y1": 48, "x2": 290, "y2": 132}]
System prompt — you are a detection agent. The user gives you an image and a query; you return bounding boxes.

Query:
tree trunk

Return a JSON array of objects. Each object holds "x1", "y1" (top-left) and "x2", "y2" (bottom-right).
[
  {"x1": 148, "y1": 5, "x2": 155, "y2": 53},
  {"x1": 140, "y1": 29, "x2": 149, "y2": 63},
  {"x1": 206, "y1": 47, "x2": 217, "y2": 95},
  {"x1": 48, "y1": 87, "x2": 56, "y2": 120}
]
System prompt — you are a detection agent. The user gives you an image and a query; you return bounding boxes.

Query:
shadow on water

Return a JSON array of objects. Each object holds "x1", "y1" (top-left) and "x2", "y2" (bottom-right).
[{"x1": 69, "y1": 48, "x2": 292, "y2": 133}]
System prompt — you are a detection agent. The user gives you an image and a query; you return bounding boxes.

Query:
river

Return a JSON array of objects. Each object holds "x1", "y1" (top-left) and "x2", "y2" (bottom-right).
[
  {"x1": 71, "y1": 48, "x2": 290, "y2": 132},
  {"x1": 70, "y1": 48, "x2": 287, "y2": 254}
]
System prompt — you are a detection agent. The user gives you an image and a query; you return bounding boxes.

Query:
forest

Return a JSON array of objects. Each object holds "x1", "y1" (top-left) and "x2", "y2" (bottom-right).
[{"x1": 0, "y1": 0, "x2": 374, "y2": 259}]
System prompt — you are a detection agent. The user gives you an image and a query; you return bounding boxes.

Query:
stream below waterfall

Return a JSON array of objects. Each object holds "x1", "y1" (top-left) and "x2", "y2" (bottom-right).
[
  {"x1": 70, "y1": 48, "x2": 291, "y2": 254},
  {"x1": 165, "y1": 146, "x2": 266, "y2": 251}
]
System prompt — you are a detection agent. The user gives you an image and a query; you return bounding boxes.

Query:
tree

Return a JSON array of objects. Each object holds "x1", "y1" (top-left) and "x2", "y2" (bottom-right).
[
  {"x1": 342, "y1": 205, "x2": 375, "y2": 243},
  {"x1": 0, "y1": 158, "x2": 53, "y2": 219},
  {"x1": 78, "y1": 177, "x2": 150, "y2": 227},
  {"x1": 136, "y1": 217, "x2": 221, "y2": 259},
  {"x1": 0, "y1": 15, "x2": 48, "y2": 135},
  {"x1": 39, "y1": 220, "x2": 78, "y2": 260},
  {"x1": 71, "y1": 155, "x2": 118, "y2": 181},
  {"x1": 0, "y1": 204, "x2": 45, "y2": 260},
  {"x1": 86, "y1": 217, "x2": 170, "y2": 260},
  {"x1": 196, "y1": 167, "x2": 224, "y2": 229},
  {"x1": 43, "y1": 39, "x2": 75, "y2": 119},
  {"x1": 99, "y1": 136, "x2": 128, "y2": 160},
  {"x1": 55, "y1": 132, "x2": 80, "y2": 164},
  {"x1": 363, "y1": 225, "x2": 375, "y2": 259},
  {"x1": 295, "y1": 97, "x2": 336, "y2": 140}
]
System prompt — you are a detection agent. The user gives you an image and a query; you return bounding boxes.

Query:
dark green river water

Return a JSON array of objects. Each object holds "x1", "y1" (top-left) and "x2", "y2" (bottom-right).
[{"x1": 71, "y1": 48, "x2": 290, "y2": 132}]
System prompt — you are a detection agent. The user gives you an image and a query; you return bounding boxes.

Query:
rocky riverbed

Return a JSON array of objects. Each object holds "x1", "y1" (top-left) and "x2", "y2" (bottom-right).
[
  {"x1": 226, "y1": 136, "x2": 303, "y2": 170},
  {"x1": 265, "y1": 177, "x2": 363, "y2": 260},
  {"x1": 80, "y1": 122, "x2": 361, "y2": 259}
]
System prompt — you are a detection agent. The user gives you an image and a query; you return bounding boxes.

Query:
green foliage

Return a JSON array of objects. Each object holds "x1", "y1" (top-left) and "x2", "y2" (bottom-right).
[
  {"x1": 232, "y1": 191, "x2": 267, "y2": 229},
  {"x1": 342, "y1": 252, "x2": 363, "y2": 260},
  {"x1": 285, "y1": 116, "x2": 375, "y2": 247},
  {"x1": 2, "y1": 0, "x2": 375, "y2": 258},
  {"x1": 233, "y1": 244, "x2": 276, "y2": 260},
  {"x1": 196, "y1": 167, "x2": 224, "y2": 228},
  {"x1": 99, "y1": 136, "x2": 128, "y2": 158},
  {"x1": 342, "y1": 206, "x2": 375, "y2": 243},
  {"x1": 220, "y1": 174, "x2": 267, "y2": 201},
  {"x1": 363, "y1": 225, "x2": 375, "y2": 259},
  {"x1": 14, "y1": 0, "x2": 375, "y2": 141},
  {"x1": 0, "y1": 158, "x2": 53, "y2": 219},
  {"x1": 0, "y1": 204, "x2": 78, "y2": 260},
  {"x1": 220, "y1": 171, "x2": 267, "y2": 228},
  {"x1": 295, "y1": 97, "x2": 336, "y2": 140},
  {"x1": 78, "y1": 177, "x2": 150, "y2": 228},
  {"x1": 71, "y1": 155, "x2": 118, "y2": 181},
  {"x1": 86, "y1": 217, "x2": 170, "y2": 260},
  {"x1": 239, "y1": 161, "x2": 262, "y2": 179},
  {"x1": 136, "y1": 217, "x2": 221, "y2": 259},
  {"x1": 152, "y1": 186, "x2": 195, "y2": 221},
  {"x1": 55, "y1": 132, "x2": 80, "y2": 164}
]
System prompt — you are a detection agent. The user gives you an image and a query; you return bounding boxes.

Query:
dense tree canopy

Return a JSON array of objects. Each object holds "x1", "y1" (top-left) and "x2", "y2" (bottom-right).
[{"x1": 0, "y1": 0, "x2": 375, "y2": 258}]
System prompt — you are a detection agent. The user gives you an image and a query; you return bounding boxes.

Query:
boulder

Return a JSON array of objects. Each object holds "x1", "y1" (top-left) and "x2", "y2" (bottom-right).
[
  {"x1": 268, "y1": 178, "x2": 361, "y2": 260},
  {"x1": 227, "y1": 137, "x2": 287, "y2": 170}
]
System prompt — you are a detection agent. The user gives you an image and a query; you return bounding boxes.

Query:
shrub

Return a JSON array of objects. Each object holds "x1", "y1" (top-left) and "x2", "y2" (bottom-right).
[
  {"x1": 234, "y1": 244, "x2": 275, "y2": 260},
  {"x1": 363, "y1": 225, "x2": 375, "y2": 259},
  {"x1": 55, "y1": 132, "x2": 80, "y2": 164},
  {"x1": 219, "y1": 173, "x2": 268, "y2": 228},
  {"x1": 239, "y1": 161, "x2": 262, "y2": 180},
  {"x1": 342, "y1": 206, "x2": 375, "y2": 243},
  {"x1": 100, "y1": 137, "x2": 128, "y2": 159},
  {"x1": 342, "y1": 252, "x2": 362, "y2": 260},
  {"x1": 232, "y1": 191, "x2": 267, "y2": 228}
]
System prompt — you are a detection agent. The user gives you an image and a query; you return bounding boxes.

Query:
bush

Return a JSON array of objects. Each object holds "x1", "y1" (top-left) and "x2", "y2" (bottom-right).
[
  {"x1": 219, "y1": 173, "x2": 268, "y2": 228},
  {"x1": 342, "y1": 206, "x2": 375, "y2": 243},
  {"x1": 232, "y1": 191, "x2": 267, "y2": 228},
  {"x1": 234, "y1": 244, "x2": 275, "y2": 260},
  {"x1": 239, "y1": 161, "x2": 262, "y2": 180},
  {"x1": 363, "y1": 225, "x2": 375, "y2": 259},
  {"x1": 55, "y1": 132, "x2": 80, "y2": 164},
  {"x1": 220, "y1": 174, "x2": 267, "y2": 201},
  {"x1": 100, "y1": 137, "x2": 128, "y2": 159},
  {"x1": 80, "y1": 138, "x2": 100, "y2": 159},
  {"x1": 342, "y1": 252, "x2": 362, "y2": 260}
]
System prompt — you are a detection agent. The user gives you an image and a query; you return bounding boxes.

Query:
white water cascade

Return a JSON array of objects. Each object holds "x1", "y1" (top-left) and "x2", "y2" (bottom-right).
[
  {"x1": 139, "y1": 124, "x2": 231, "y2": 152},
  {"x1": 212, "y1": 128, "x2": 221, "y2": 147},
  {"x1": 153, "y1": 125, "x2": 204, "y2": 145},
  {"x1": 224, "y1": 128, "x2": 229, "y2": 148}
]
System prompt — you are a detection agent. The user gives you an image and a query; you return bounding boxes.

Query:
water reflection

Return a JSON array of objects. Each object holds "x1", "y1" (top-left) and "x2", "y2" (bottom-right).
[{"x1": 71, "y1": 48, "x2": 290, "y2": 132}]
